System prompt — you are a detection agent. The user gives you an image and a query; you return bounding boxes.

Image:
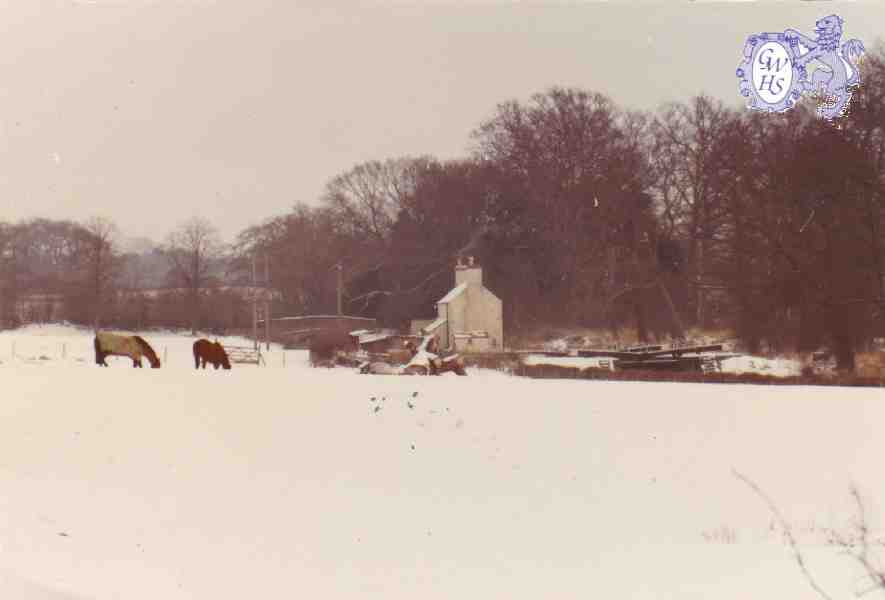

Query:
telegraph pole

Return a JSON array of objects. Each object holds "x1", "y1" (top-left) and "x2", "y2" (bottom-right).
[
  {"x1": 336, "y1": 262, "x2": 343, "y2": 316},
  {"x1": 252, "y1": 255, "x2": 258, "y2": 350},
  {"x1": 264, "y1": 254, "x2": 271, "y2": 351}
]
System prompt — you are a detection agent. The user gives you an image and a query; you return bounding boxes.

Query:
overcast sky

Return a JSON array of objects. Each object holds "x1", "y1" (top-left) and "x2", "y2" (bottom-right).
[{"x1": 1, "y1": 0, "x2": 883, "y2": 244}]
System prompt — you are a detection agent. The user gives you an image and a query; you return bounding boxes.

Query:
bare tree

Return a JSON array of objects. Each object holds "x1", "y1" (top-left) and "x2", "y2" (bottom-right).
[
  {"x1": 471, "y1": 87, "x2": 656, "y2": 326},
  {"x1": 322, "y1": 157, "x2": 431, "y2": 248},
  {"x1": 651, "y1": 96, "x2": 733, "y2": 329},
  {"x1": 0, "y1": 222, "x2": 18, "y2": 327},
  {"x1": 80, "y1": 216, "x2": 120, "y2": 331},
  {"x1": 735, "y1": 469, "x2": 885, "y2": 599},
  {"x1": 230, "y1": 204, "x2": 352, "y2": 316},
  {"x1": 164, "y1": 217, "x2": 224, "y2": 335}
]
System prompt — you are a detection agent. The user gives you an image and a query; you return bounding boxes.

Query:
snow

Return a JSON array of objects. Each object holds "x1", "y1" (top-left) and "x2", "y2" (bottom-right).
[
  {"x1": 522, "y1": 354, "x2": 615, "y2": 369},
  {"x1": 543, "y1": 337, "x2": 570, "y2": 352},
  {"x1": 0, "y1": 323, "x2": 297, "y2": 369},
  {"x1": 0, "y1": 324, "x2": 882, "y2": 599},
  {"x1": 355, "y1": 333, "x2": 389, "y2": 345},
  {"x1": 719, "y1": 354, "x2": 802, "y2": 377},
  {"x1": 523, "y1": 350, "x2": 803, "y2": 378}
]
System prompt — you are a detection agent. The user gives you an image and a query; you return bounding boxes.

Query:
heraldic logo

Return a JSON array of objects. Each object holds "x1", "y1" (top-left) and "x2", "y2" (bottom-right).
[{"x1": 736, "y1": 15, "x2": 865, "y2": 120}]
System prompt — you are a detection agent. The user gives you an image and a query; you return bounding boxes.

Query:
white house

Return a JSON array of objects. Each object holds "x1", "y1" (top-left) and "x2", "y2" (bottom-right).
[{"x1": 415, "y1": 256, "x2": 503, "y2": 353}]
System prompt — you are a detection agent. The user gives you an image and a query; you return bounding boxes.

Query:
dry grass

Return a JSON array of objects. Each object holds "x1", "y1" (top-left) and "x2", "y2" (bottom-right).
[
  {"x1": 682, "y1": 327, "x2": 736, "y2": 344},
  {"x1": 701, "y1": 525, "x2": 739, "y2": 545},
  {"x1": 857, "y1": 352, "x2": 885, "y2": 379}
]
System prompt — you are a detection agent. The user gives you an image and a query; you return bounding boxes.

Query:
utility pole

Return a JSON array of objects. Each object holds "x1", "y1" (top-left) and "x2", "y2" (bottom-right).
[
  {"x1": 252, "y1": 255, "x2": 258, "y2": 350},
  {"x1": 336, "y1": 262, "x2": 343, "y2": 316},
  {"x1": 264, "y1": 254, "x2": 270, "y2": 351}
]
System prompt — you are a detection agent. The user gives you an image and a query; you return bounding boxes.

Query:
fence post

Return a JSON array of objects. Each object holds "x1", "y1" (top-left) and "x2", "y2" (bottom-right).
[
  {"x1": 164, "y1": 347, "x2": 168, "y2": 365},
  {"x1": 62, "y1": 343, "x2": 66, "y2": 360},
  {"x1": 11, "y1": 340, "x2": 15, "y2": 359},
  {"x1": 283, "y1": 351, "x2": 286, "y2": 368}
]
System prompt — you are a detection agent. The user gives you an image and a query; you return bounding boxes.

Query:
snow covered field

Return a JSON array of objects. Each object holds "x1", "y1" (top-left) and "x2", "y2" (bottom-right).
[{"x1": 1, "y1": 325, "x2": 883, "y2": 599}]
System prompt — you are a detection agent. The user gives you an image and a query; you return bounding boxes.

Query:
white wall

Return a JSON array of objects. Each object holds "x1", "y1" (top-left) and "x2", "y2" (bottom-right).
[
  {"x1": 476, "y1": 288, "x2": 504, "y2": 350},
  {"x1": 439, "y1": 264, "x2": 504, "y2": 351},
  {"x1": 455, "y1": 266, "x2": 483, "y2": 289}
]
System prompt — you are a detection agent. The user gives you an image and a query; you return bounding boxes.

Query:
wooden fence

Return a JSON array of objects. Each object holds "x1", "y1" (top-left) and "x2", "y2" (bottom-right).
[{"x1": 224, "y1": 345, "x2": 264, "y2": 366}]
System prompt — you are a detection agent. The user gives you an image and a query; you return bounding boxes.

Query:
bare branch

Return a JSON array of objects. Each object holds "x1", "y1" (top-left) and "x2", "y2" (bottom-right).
[
  {"x1": 347, "y1": 267, "x2": 448, "y2": 309},
  {"x1": 732, "y1": 469, "x2": 835, "y2": 600}
]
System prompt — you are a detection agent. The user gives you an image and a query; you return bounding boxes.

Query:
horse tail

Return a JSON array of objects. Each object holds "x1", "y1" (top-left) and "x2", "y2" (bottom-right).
[
  {"x1": 94, "y1": 335, "x2": 104, "y2": 366},
  {"x1": 842, "y1": 39, "x2": 866, "y2": 85},
  {"x1": 193, "y1": 340, "x2": 201, "y2": 369}
]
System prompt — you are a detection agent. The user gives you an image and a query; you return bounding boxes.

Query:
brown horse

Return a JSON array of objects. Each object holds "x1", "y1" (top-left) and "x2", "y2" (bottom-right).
[
  {"x1": 193, "y1": 339, "x2": 231, "y2": 370},
  {"x1": 94, "y1": 332, "x2": 161, "y2": 368}
]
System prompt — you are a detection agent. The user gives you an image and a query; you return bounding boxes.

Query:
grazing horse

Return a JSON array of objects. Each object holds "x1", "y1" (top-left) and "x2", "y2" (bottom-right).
[
  {"x1": 193, "y1": 339, "x2": 231, "y2": 370},
  {"x1": 94, "y1": 332, "x2": 161, "y2": 368}
]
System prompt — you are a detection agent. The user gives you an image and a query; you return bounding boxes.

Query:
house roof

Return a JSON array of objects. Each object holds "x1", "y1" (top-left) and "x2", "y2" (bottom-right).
[
  {"x1": 358, "y1": 332, "x2": 394, "y2": 345},
  {"x1": 422, "y1": 317, "x2": 447, "y2": 334},
  {"x1": 437, "y1": 282, "x2": 467, "y2": 304}
]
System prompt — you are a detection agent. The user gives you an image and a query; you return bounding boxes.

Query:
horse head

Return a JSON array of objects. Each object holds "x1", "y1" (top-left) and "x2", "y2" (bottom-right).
[
  {"x1": 215, "y1": 342, "x2": 232, "y2": 370},
  {"x1": 134, "y1": 336, "x2": 161, "y2": 368}
]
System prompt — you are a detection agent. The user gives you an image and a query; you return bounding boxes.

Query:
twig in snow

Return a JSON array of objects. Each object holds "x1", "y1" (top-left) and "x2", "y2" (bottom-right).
[{"x1": 732, "y1": 468, "x2": 835, "y2": 600}]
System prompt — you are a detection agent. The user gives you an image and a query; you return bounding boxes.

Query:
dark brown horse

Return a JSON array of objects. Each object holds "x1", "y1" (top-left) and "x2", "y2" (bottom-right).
[
  {"x1": 94, "y1": 332, "x2": 161, "y2": 368},
  {"x1": 193, "y1": 339, "x2": 231, "y2": 370}
]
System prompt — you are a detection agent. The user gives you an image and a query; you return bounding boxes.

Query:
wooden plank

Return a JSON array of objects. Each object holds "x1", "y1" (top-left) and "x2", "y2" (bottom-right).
[
  {"x1": 615, "y1": 357, "x2": 703, "y2": 371},
  {"x1": 577, "y1": 349, "x2": 645, "y2": 360},
  {"x1": 644, "y1": 344, "x2": 723, "y2": 357},
  {"x1": 578, "y1": 344, "x2": 724, "y2": 360}
]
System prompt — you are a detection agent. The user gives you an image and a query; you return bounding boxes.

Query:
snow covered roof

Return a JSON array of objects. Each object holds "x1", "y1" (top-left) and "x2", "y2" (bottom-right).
[
  {"x1": 422, "y1": 317, "x2": 447, "y2": 334},
  {"x1": 437, "y1": 282, "x2": 467, "y2": 304},
  {"x1": 274, "y1": 315, "x2": 375, "y2": 322},
  {"x1": 358, "y1": 332, "x2": 394, "y2": 345}
]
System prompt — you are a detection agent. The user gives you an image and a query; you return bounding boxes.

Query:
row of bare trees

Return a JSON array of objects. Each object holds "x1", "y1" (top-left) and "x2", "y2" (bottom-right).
[
  {"x1": 230, "y1": 90, "x2": 666, "y2": 334},
  {"x1": 0, "y1": 216, "x2": 229, "y2": 335},
  {"x1": 232, "y1": 48, "x2": 885, "y2": 369},
  {"x1": 3, "y1": 48, "x2": 883, "y2": 368}
]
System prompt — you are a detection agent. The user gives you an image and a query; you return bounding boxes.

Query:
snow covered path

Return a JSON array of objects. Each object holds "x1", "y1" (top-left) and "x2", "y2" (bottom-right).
[{"x1": 0, "y1": 326, "x2": 883, "y2": 599}]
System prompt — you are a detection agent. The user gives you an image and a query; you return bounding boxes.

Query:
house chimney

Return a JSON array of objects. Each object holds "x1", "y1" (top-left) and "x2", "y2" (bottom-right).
[{"x1": 455, "y1": 255, "x2": 482, "y2": 288}]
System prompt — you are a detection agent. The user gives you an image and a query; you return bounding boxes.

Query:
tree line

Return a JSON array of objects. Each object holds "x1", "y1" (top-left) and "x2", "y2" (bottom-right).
[
  {"x1": 2, "y1": 48, "x2": 883, "y2": 369},
  {"x1": 0, "y1": 215, "x2": 243, "y2": 335}
]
